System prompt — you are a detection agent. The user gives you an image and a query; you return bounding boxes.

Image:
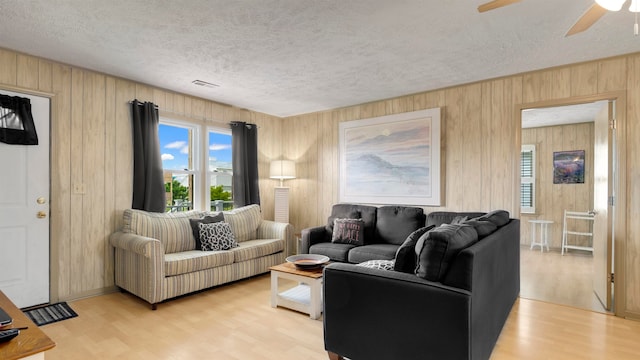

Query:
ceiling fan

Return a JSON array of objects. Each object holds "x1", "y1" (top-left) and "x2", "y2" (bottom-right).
[{"x1": 477, "y1": 0, "x2": 640, "y2": 36}]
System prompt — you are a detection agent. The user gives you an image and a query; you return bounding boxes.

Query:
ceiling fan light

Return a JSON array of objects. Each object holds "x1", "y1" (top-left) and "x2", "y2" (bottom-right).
[
  {"x1": 630, "y1": 0, "x2": 640, "y2": 12},
  {"x1": 595, "y1": 0, "x2": 625, "y2": 11}
]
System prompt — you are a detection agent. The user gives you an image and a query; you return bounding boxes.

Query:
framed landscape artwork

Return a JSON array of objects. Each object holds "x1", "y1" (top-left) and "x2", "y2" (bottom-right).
[
  {"x1": 553, "y1": 150, "x2": 585, "y2": 184},
  {"x1": 338, "y1": 108, "x2": 442, "y2": 206}
]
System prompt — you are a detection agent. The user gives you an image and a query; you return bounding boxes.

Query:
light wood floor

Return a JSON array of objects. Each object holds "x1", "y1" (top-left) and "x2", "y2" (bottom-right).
[
  {"x1": 520, "y1": 246, "x2": 606, "y2": 313},
  {"x1": 39, "y1": 274, "x2": 640, "y2": 360}
]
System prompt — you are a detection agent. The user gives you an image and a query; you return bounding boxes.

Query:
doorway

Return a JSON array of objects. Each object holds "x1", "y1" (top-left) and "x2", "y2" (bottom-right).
[
  {"x1": 0, "y1": 88, "x2": 50, "y2": 308},
  {"x1": 518, "y1": 98, "x2": 616, "y2": 314}
]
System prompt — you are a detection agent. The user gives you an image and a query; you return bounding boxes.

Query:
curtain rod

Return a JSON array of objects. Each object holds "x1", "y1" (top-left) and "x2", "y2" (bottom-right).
[{"x1": 127, "y1": 100, "x2": 257, "y2": 127}]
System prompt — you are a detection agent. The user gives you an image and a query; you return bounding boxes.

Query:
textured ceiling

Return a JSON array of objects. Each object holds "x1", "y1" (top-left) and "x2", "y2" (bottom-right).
[
  {"x1": 1, "y1": 0, "x2": 639, "y2": 117},
  {"x1": 522, "y1": 101, "x2": 607, "y2": 128}
]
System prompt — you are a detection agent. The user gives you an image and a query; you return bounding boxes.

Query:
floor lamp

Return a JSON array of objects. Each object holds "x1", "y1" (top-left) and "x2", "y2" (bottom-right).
[{"x1": 270, "y1": 160, "x2": 296, "y2": 224}]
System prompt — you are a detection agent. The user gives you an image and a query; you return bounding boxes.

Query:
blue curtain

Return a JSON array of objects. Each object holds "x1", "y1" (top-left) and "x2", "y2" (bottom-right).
[
  {"x1": 131, "y1": 100, "x2": 166, "y2": 212},
  {"x1": 230, "y1": 121, "x2": 260, "y2": 207}
]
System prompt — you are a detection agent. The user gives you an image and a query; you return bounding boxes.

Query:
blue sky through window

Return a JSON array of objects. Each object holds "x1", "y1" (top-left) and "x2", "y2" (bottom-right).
[{"x1": 158, "y1": 124, "x2": 232, "y2": 171}]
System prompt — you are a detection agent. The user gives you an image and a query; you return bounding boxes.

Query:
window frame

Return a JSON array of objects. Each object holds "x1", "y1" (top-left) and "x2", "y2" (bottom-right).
[
  {"x1": 521, "y1": 144, "x2": 536, "y2": 214},
  {"x1": 206, "y1": 126, "x2": 233, "y2": 211},
  {"x1": 159, "y1": 118, "x2": 202, "y2": 211},
  {"x1": 159, "y1": 117, "x2": 233, "y2": 212}
]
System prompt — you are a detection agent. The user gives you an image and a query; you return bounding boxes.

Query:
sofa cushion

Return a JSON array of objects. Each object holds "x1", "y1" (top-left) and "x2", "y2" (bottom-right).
[
  {"x1": 375, "y1": 206, "x2": 426, "y2": 245},
  {"x1": 189, "y1": 212, "x2": 225, "y2": 250},
  {"x1": 394, "y1": 225, "x2": 434, "y2": 273},
  {"x1": 222, "y1": 204, "x2": 262, "y2": 242},
  {"x1": 356, "y1": 259, "x2": 395, "y2": 271},
  {"x1": 331, "y1": 218, "x2": 365, "y2": 245},
  {"x1": 199, "y1": 222, "x2": 239, "y2": 251},
  {"x1": 230, "y1": 238, "x2": 284, "y2": 262},
  {"x1": 310, "y1": 242, "x2": 356, "y2": 262},
  {"x1": 348, "y1": 244, "x2": 398, "y2": 264},
  {"x1": 415, "y1": 224, "x2": 478, "y2": 281},
  {"x1": 164, "y1": 250, "x2": 234, "y2": 276},
  {"x1": 327, "y1": 204, "x2": 377, "y2": 244},
  {"x1": 123, "y1": 209, "x2": 205, "y2": 254},
  {"x1": 476, "y1": 210, "x2": 510, "y2": 227}
]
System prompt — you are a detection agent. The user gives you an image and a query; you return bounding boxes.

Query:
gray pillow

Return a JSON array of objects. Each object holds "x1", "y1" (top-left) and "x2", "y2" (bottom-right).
[
  {"x1": 394, "y1": 225, "x2": 435, "y2": 273},
  {"x1": 331, "y1": 218, "x2": 365, "y2": 245},
  {"x1": 190, "y1": 213, "x2": 225, "y2": 250},
  {"x1": 476, "y1": 210, "x2": 509, "y2": 227},
  {"x1": 415, "y1": 224, "x2": 478, "y2": 281},
  {"x1": 463, "y1": 219, "x2": 497, "y2": 238}
]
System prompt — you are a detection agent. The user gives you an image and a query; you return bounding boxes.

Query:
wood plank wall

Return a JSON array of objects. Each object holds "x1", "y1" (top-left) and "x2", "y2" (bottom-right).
[
  {"x1": 0, "y1": 48, "x2": 282, "y2": 303},
  {"x1": 2, "y1": 45, "x2": 640, "y2": 320},
  {"x1": 521, "y1": 123, "x2": 595, "y2": 249},
  {"x1": 282, "y1": 54, "x2": 639, "y2": 319}
]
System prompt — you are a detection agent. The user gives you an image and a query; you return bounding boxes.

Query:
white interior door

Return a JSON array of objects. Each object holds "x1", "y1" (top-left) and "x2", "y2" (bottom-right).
[
  {"x1": 0, "y1": 89, "x2": 50, "y2": 308},
  {"x1": 592, "y1": 101, "x2": 613, "y2": 311}
]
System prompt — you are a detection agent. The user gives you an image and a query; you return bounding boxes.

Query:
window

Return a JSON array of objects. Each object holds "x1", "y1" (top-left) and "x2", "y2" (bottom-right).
[
  {"x1": 207, "y1": 128, "x2": 233, "y2": 211},
  {"x1": 521, "y1": 144, "x2": 536, "y2": 214},
  {"x1": 159, "y1": 119, "x2": 233, "y2": 212}
]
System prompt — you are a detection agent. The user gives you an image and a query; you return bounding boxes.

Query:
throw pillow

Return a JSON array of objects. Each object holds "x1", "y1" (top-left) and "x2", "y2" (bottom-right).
[
  {"x1": 331, "y1": 218, "x2": 365, "y2": 246},
  {"x1": 394, "y1": 225, "x2": 435, "y2": 273},
  {"x1": 415, "y1": 224, "x2": 478, "y2": 282},
  {"x1": 199, "y1": 222, "x2": 238, "y2": 251},
  {"x1": 356, "y1": 259, "x2": 395, "y2": 271},
  {"x1": 190, "y1": 213, "x2": 225, "y2": 250},
  {"x1": 476, "y1": 210, "x2": 510, "y2": 227},
  {"x1": 326, "y1": 210, "x2": 361, "y2": 234},
  {"x1": 463, "y1": 218, "x2": 498, "y2": 238},
  {"x1": 451, "y1": 215, "x2": 469, "y2": 224}
]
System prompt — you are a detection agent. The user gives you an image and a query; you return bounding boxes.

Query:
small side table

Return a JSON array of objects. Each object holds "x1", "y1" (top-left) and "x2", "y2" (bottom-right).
[
  {"x1": 269, "y1": 262, "x2": 324, "y2": 319},
  {"x1": 529, "y1": 220, "x2": 553, "y2": 252}
]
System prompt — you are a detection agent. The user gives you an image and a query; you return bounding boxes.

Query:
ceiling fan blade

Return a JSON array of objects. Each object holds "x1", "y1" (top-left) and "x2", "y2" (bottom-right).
[
  {"x1": 477, "y1": 0, "x2": 522, "y2": 13},
  {"x1": 566, "y1": 4, "x2": 608, "y2": 36}
]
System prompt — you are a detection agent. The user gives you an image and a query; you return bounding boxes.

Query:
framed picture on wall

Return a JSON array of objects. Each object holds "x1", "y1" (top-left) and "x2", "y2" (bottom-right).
[
  {"x1": 338, "y1": 108, "x2": 442, "y2": 206},
  {"x1": 553, "y1": 150, "x2": 585, "y2": 184}
]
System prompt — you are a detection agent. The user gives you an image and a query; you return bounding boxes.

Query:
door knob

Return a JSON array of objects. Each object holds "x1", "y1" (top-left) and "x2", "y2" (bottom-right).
[{"x1": 37, "y1": 211, "x2": 47, "y2": 219}]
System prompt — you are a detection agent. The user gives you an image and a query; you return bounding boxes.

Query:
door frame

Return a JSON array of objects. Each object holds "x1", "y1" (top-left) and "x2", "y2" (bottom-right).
[
  {"x1": 515, "y1": 91, "x2": 627, "y2": 317},
  {"x1": 0, "y1": 84, "x2": 57, "y2": 305}
]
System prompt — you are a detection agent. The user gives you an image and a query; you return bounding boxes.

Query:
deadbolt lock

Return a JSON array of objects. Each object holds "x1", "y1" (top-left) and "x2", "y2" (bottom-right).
[{"x1": 37, "y1": 197, "x2": 46, "y2": 204}]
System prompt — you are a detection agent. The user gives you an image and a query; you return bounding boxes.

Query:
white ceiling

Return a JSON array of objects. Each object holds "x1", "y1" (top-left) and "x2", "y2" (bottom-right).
[
  {"x1": 1, "y1": 0, "x2": 639, "y2": 117},
  {"x1": 521, "y1": 101, "x2": 607, "y2": 128}
]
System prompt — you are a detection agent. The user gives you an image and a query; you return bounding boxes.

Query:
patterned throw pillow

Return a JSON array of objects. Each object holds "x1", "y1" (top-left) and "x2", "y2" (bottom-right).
[
  {"x1": 357, "y1": 259, "x2": 395, "y2": 271},
  {"x1": 331, "y1": 218, "x2": 365, "y2": 245},
  {"x1": 190, "y1": 213, "x2": 225, "y2": 250},
  {"x1": 199, "y1": 222, "x2": 238, "y2": 251}
]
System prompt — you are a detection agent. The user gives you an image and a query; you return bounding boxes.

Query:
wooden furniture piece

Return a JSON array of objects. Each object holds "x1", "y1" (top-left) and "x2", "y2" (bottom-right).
[
  {"x1": 561, "y1": 210, "x2": 595, "y2": 255},
  {"x1": 269, "y1": 262, "x2": 324, "y2": 320},
  {"x1": 529, "y1": 219, "x2": 553, "y2": 252},
  {"x1": 0, "y1": 291, "x2": 55, "y2": 360}
]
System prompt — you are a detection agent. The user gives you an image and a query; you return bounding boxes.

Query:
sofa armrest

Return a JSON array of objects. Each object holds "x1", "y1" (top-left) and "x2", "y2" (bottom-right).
[
  {"x1": 300, "y1": 226, "x2": 330, "y2": 254},
  {"x1": 109, "y1": 231, "x2": 162, "y2": 257},
  {"x1": 323, "y1": 263, "x2": 472, "y2": 360},
  {"x1": 110, "y1": 231, "x2": 165, "y2": 306},
  {"x1": 257, "y1": 220, "x2": 293, "y2": 253}
]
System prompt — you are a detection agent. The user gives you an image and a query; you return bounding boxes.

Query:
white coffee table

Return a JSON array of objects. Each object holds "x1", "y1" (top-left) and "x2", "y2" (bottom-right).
[{"x1": 269, "y1": 262, "x2": 324, "y2": 319}]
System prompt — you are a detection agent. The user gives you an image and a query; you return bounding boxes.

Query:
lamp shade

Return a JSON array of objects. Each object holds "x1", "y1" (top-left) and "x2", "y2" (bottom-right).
[
  {"x1": 630, "y1": 0, "x2": 640, "y2": 12},
  {"x1": 596, "y1": 0, "x2": 625, "y2": 11},
  {"x1": 270, "y1": 160, "x2": 296, "y2": 180}
]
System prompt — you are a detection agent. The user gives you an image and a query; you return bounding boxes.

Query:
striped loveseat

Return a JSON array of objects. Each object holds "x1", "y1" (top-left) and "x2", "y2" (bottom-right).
[{"x1": 110, "y1": 204, "x2": 291, "y2": 309}]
